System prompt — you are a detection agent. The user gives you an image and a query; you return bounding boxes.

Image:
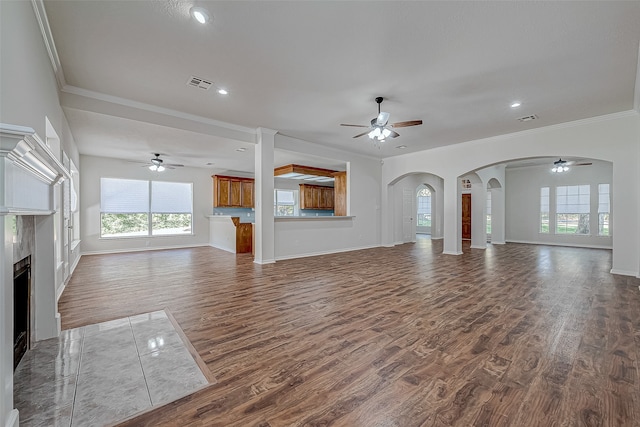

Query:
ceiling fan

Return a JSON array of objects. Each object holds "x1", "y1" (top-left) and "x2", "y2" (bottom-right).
[
  {"x1": 551, "y1": 158, "x2": 592, "y2": 173},
  {"x1": 341, "y1": 97, "x2": 422, "y2": 147},
  {"x1": 144, "y1": 153, "x2": 184, "y2": 172}
]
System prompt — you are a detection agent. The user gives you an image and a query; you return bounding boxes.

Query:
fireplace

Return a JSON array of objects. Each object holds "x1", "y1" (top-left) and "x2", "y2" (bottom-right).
[{"x1": 14, "y1": 256, "x2": 31, "y2": 371}]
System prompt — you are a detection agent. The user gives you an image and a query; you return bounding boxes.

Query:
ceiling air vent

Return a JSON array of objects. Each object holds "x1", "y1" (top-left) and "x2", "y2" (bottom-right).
[
  {"x1": 517, "y1": 114, "x2": 538, "y2": 122},
  {"x1": 187, "y1": 76, "x2": 213, "y2": 90}
]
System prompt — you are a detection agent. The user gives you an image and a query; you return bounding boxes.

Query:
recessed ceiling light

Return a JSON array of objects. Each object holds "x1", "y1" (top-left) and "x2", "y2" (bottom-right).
[
  {"x1": 236, "y1": 148, "x2": 246, "y2": 152},
  {"x1": 217, "y1": 88, "x2": 228, "y2": 95},
  {"x1": 396, "y1": 145, "x2": 407, "y2": 149},
  {"x1": 510, "y1": 102, "x2": 521, "y2": 108},
  {"x1": 190, "y1": 6, "x2": 210, "y2": 24}
]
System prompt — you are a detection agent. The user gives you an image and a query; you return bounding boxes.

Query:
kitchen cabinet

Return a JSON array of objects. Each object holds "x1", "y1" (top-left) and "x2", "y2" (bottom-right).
[
  {"x1": 299, "y1": 184, "x2": 334, "y2": 210},
  {"x1": 334, "y1": 171, "x2": 347, "y2": 216},
  {"x1": 213, "y1": 175, "x2": 254, "y2": 208}
]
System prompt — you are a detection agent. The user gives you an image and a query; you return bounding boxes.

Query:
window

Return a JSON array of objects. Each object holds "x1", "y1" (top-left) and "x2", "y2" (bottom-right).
[
  {"x1": 598, "y1": 184, "x2": 610, "y2": 236},
  {"x1": 540, "y1": 187, "x2": 549, "y2": 233},
  {"x1": 274, "y1": 189, "x2": 298, "y2": 216},
  {"x1": 486, "y1": 191, "x2": 492, "y2": 235},
  {"x1": 556, "y1": 185, "x2": 590, "y2": 235},
  {"x1": 100, "y1": 178, "x2": 192, "y2": 238},
  {"x1": 417, "y1": 188, "x2": 431, "y2": 227}
]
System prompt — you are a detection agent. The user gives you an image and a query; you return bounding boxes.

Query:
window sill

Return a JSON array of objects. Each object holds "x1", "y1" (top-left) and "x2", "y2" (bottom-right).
[{"x1": 99, "y1": 233, "x2": 195, "y2": 240}]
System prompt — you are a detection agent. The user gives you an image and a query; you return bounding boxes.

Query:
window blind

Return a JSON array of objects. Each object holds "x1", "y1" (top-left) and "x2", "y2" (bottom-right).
[
  {"x1": 151, "y1": 181, "x2": 193, "y2": 213},
  {"x1": 100, "y1": 178, "x2": 149, "y2": 213}
]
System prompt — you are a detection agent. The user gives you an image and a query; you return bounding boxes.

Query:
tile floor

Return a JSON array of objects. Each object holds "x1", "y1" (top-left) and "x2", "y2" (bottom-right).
[{"x1": 14, "y1": 310, "x2": 209, "y2": 427}]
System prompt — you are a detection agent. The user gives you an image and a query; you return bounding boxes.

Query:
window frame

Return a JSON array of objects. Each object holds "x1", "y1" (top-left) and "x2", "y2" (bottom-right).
[
  {"x1": 598, "y1": 183, "x2": 610, "y2": 237},
  {"x1": 100, "y1": 178, "x2": 194, "y2": 239},
  {"x1": 274, "y1": 189, "x2": 299, "y2": 217},
  {"x1": 540, "y1": 187, "x2": 550, "y2": 234},
  {"x1": 416, "y1": 188, "x2": 432, "y2": 228},
  {"x1": 555, "y1": 184, "x2": 590, "y2": 235}
]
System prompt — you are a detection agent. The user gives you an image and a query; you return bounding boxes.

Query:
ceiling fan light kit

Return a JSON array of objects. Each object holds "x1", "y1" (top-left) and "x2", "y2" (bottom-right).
[
  {"x1": 340, "y1": 97, "x2": 422, "y2": 148},
  {"x1": 551, "y1": 158, "x2": 569, "y2": 173},
  {"x1": 144, "y1": 153, "x2": 184, "y2": 172}
]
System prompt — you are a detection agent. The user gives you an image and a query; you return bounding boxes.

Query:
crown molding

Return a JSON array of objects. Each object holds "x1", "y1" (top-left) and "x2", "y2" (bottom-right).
[{"x1": 31, "y1": 0, "x2": 66, "y2": 89}]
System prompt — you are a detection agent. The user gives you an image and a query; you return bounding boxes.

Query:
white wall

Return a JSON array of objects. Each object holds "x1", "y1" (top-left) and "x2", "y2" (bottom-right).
[
  {"x1": 506, "y1": 160, "x2": 613, "y2": 248},
  {"x1": 382, "y1": 112, "x2": 640, "y2": 275},
  {"x1": 0, "y1": 1, "x2": 83, "y2": 425},
  {"x1": 273, "y1": 135, "x2": 381, "y2": 259},
  {"x1": 80, "y1": 155, "x2": 213, "y2": 254}
]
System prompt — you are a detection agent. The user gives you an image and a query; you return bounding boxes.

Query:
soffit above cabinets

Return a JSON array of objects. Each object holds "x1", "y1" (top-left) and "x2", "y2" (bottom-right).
[{"x1": 274, "y1": 164, "x2": 340, "y2": 182}]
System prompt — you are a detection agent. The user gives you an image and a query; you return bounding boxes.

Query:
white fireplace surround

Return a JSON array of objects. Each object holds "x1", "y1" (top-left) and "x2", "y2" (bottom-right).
[{"x1": 1, "y1": 123, "x2": 70, "y2": 427}]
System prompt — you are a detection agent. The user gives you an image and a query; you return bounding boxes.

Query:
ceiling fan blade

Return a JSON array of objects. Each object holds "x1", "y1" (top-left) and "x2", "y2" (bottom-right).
[
  {"x1": 352, "y1": 131, "x2": 370, "y2": 138},
  {"x1": 341, "y1": 124, "x2": 369, "y2": 128},
  {"x1": 376, "y1": 112, "x2": 390, "y2": 126},
  {"x1": 575, "y1": 162, "x2": 592, "y2": 166},
  {"x1": 391, "y1": 120, "x2": 423, "y2": 128},
  {"x1": 387, "y1": 129, "x2": 400, "y2": 138},
  {"x1": 164, "y1": 163, "x2": 184, "y2": 167}
]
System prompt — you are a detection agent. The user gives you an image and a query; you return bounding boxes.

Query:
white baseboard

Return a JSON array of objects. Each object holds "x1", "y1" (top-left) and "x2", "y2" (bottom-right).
[
  {"x1": 442, "y1": 250, "x2": 463, "y2": 255},
  {"x1": 56, "y1": 282, "x2": 66, "y2": 301},
  {"x1": 253, "y1": 258, "x2": 276, "y2": 265},
  {"x1": 5, "y1": 409, "x2": 19, "y2": 427},
  {"x1": 275, "y1": 244, "x2": 382, "y2": 262},
  {"x1": 70, "y1": 253, "x2": 81, "y2": 276},
  {"x1": 81, "y1": 243, "x2": 209, "y2": 256},
  {"x1": 208, "y1": 243, "x2": 236, "y2": 254},
  {"x1": 491, "y1": 240, "x2": 506, "y2": 245},
  {"x1": 56, "y1": 253, "x2": 81, "y2": 301},
  {"x1": 610, "y1": 268, "x2": 640, "y2": 277},
  {"x1": 430, "y1": 236, "x2": 444, "y2": 240},
  {"x1": 505, "y1": 239, "x2": 612, "y2": 250},
  {"x1": 470, "y1": 245, "x2": 487, "y2": 249}
]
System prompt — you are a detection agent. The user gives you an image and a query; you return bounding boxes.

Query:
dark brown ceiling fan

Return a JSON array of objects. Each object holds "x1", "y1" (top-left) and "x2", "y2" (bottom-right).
[{"x1": 341, "y1": 97, "x2": 422, "y2": 144}]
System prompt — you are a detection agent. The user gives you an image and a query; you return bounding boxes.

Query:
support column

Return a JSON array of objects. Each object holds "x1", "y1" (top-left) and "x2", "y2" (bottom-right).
[
  {"x1": 443, "y1": 176, "x2": 462, "y2": 255},
  {"x1": 254, "y1": 128, "x2": 277, "y2": 264}
]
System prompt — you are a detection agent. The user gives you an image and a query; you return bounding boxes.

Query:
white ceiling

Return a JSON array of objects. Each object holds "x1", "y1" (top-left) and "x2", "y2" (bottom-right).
[{"x1": 43, "y1": 1, "x2": 640, "y2": 171}]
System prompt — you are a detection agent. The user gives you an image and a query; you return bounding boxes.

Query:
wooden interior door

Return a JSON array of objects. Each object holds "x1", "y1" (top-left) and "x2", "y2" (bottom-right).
[{"x1": 462, "y1": 193, "x2": 471, "y2": 240}]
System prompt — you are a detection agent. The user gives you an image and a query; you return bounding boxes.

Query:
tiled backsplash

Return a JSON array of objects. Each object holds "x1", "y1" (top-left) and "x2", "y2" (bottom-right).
[
  {"x1": 213, "y1": 208, "x2": 255, "y2": 222},
  {"x1": 299, "y1": 209, "x2": 334, "y2": 217}
]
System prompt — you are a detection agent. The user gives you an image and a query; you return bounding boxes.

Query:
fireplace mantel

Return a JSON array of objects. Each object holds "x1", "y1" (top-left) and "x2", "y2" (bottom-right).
[
  {"x1": 1, "y1": 123, "x2": 71, "y2": 427},
  {"x1": 0, "y1": 123, "x2": 70, "y2": 215}
]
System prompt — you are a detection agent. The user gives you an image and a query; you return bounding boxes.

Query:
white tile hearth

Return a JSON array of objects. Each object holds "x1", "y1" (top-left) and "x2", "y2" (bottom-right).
[{"x1": 14, "y1": 310, "x2": 209, "y2": 427}]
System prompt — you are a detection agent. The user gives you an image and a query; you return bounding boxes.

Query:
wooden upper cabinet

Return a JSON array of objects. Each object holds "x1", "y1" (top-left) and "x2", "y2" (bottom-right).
[
  {"x1": 333, "y1": 171, "x2": 347, "y2": 216},
  {"x1": 299, "y1": 184, "x2": 334, "y2": 210},
  {"x1": 241, "y1": 181, "x2": 254, "y2": 208},
  {"x1": 213, "y1": 175, "x2": 255, "y2": 208},
  {"x1": 230, "y1": 180, "x2": 242, "y2": 206}
]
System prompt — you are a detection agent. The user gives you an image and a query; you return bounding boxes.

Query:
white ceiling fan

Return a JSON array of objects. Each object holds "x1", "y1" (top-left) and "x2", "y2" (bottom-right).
[
  {"x1": 341, "y1": 97, "x2": 422, "y2": 147},
  {"x1": 143, "y1": 153, "x2": 184, "y2": 172}
]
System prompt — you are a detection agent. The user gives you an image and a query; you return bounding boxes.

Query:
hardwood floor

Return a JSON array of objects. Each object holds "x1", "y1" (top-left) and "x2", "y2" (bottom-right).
[{"x1": 58, "y1": 239, "x2": 640, "y2": 426}]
